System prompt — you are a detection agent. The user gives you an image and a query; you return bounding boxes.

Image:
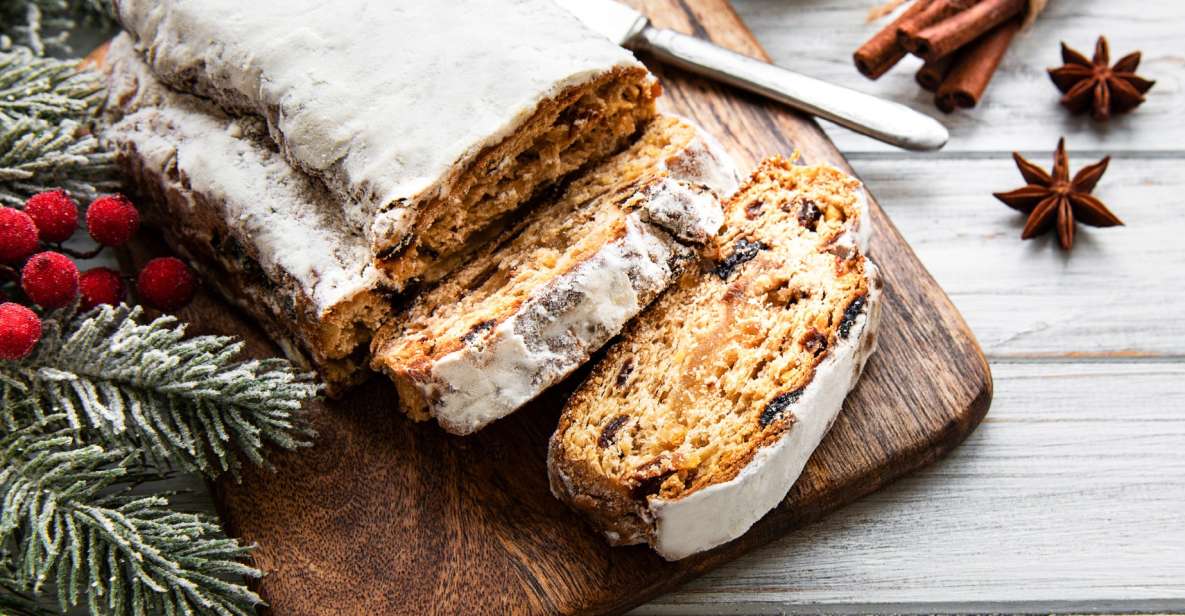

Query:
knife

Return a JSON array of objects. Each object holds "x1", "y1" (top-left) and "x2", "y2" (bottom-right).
[{"x1": 555, "y1": 0, "x2": 949, "y2": 151}]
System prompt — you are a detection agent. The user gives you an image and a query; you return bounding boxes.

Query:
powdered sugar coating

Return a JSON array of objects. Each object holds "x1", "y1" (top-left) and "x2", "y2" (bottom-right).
[
  {"x1": 113, "y1": 0, "x2": 646, "y2": 252},
  {"x1": 102, "y1": 35, "x2": 382, "y2": 321},
  {"x1": 390, "y1": 117, "x2": 738, "y2": 434},
  {"x1": 426, "y1": 212, "x2": 693, "y2": 435},
  {"x1": 658, "y1": 116, "x2": 742, "y2": 201},
  {"x1": 641, "y1": 121, "x2": 740, "y2": 242}
]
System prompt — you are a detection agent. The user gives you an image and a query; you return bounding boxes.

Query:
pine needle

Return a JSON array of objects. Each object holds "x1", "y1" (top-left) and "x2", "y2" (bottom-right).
[
  {"x1": 0, "y1": 568, "x2": 58, "y2": 616},
  {"x1": 0, "y1": 116, "x2": 118, "y2": 206},
  {"x1": 0, "y1": 419, "x2": 265, "y2": 615},
  {"x1": 2, "y1": 305, "x2": 318, "y2": 478},
  {"x1": 0, "y1": 47, "x2": 106, "y2": 122},
  {"x1": 0, "y1": 46, "x2": 117, "y2": 206}
]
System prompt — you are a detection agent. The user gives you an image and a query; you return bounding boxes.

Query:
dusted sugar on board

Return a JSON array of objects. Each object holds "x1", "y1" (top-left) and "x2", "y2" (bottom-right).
[
  {"x1": 549, "y1": 157, "x2": 883, "y2": 560},
  {"x1": 101, "y1": 35, "x2": 387, "y2": 393},
  {"x1": 114, "y1": 0, "x2": 659, "y2": 291},
  {"x1": 371, "y1": 115, "x2": 740, "y2": 435}
]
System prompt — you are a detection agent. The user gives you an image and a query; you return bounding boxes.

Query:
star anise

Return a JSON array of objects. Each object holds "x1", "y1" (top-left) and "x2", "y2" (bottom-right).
[
  {"x1": 993, "y1": 138, "x2": 1122, "y2": 251},
  {"x1": 1048, "y1": 36, "x2": 1155, "y2": 121}
]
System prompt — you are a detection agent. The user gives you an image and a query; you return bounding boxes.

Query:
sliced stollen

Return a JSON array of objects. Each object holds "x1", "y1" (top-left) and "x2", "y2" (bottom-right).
[
  {"x1": 371, "y1": 115, "x2": 740, "y2": 435},
  {"x1": 548, "y1": 157, "x2": 883, "y2": 560},
  {"x1": 100, "y1": 35, "x2": 387, "y2": 393},
  {"x1": 114, "y1": 0, "x2": 659, "y2": 291}
]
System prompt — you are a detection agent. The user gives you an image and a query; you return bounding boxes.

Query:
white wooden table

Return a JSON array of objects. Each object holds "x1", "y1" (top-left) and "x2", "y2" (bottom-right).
[{"x1": 635, "y1": 0, "x2": 1185, "y2": 612}]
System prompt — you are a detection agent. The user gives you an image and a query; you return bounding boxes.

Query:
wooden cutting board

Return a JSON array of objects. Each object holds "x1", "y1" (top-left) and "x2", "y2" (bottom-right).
[{"x1": 117, "y1": 1, "x2": 992, "y2": 613}]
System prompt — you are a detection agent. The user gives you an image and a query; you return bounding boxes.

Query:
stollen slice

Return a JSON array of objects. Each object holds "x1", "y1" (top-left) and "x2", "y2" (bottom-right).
[
  {"x1": 370, "y1": 115, "x2": 739, "y2": 435},
  {"x1": 548, "y1": 157, "x2": 883, "y2": 559}
]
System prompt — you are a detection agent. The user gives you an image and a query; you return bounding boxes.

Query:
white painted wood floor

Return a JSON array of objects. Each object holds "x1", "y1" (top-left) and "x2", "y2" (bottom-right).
[{"x1": 635, "y1": 0, "x2": 1185, "y2": 613}]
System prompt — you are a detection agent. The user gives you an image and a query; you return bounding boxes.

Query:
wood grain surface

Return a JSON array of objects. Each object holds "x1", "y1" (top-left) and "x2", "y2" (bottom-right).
[{"x1": 119, "y1": 1, "x2": 998, "y2": 614}]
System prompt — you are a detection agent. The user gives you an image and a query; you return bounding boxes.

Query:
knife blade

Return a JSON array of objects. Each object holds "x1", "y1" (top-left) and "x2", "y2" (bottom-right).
[{"x1": 555, "y1": 0, "x2": 948, "y2": 151}]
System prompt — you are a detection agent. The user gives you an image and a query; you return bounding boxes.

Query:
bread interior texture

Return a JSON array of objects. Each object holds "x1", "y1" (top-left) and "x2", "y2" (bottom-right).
[
  {"x1": 380, "y1": 68, "x2": 660, "y2": 288},
  {"x1": 556, "y1": 160, "x2": 872, "y2": 507},
  {"x1": 373, "y1": 116, "x2": 711, "y2": 419}
]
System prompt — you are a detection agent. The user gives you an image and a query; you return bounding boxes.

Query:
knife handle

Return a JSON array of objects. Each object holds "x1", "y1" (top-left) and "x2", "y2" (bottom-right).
[{"x1": 634, "y1": 27, "x2": 948, "y2": 151}]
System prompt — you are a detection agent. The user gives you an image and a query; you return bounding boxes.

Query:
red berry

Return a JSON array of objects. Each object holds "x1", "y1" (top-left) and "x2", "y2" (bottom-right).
[
  {"x1": 0, "y1": 207, "x2": 39, "y2": 262},
  {"x1": 86, "y1": 194, "x2": 140, "y2": 247},
  {"x1": 21, "y1": 251, "x2": 79, "y2": 309},
  {"x1": 0, "y1": 302, "x2": 42, "y2": 360},
  {"x1": 79, "y1": 267, "x2": 126, "y2": 311},
  {"x1": 25, "y1": 190, "x2": 79, "y2": 243},
  {"x1": 137, "y1": 257, "x2": 195, "y2": 311}
]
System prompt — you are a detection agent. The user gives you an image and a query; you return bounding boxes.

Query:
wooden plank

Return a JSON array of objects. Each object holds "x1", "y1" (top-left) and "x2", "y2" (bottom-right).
[
  {"x1": 636, "y1": 361, "x2": 1185, "y2": 613},
  {"x1": 94, "y1": 1, "x2": 989, "y2": 614},
  {"x1": 732, "y1": 0, "x2": 1185, "y2": 154},
  {"x1": 841, "y1": 157, "x2": 1185, "y2": 358}
]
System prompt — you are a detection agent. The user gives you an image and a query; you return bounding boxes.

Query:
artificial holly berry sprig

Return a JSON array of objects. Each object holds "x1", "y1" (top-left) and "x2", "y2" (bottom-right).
[{"x1": 0, "y1": 189, "x2": 197, "y2": 360}]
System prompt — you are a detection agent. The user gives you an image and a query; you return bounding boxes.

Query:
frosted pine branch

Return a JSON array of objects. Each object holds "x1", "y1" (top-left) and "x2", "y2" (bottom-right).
[
  {"x1": 0, "y1": 46, "x2": 116, "y2": 206},
  {"x1": 0, "y1": 420, "x2": 264, "y2": 616},
  {"x1": 1, "y1": 305, "x2": 318, "y2": 478},
  {"x1": 0, "y1": 46, "x2": 106, "y2": 122},
  {"x1": 0, "y1": 115, "x2": 117, "y2": 206}
]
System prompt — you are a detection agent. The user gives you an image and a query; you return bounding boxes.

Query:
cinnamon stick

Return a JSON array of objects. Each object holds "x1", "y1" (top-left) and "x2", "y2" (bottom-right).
[
  {"x1": 916, "y1": 56, "x2": 954, "y2": 91},
  {"x1": 935, "y1": 90, "x2": 958, "y2": 113},
  {"x1": 910, "y1": 0, "x2": 1026, "y2": 61},
  {"x1": 897, "y1": 0, "x2": 976, "y2": 54},
  {"x1": 854, "y1": 0, "x2": 934, "y2": 79},
  {"x1": 935, "y1": 17, "x2": 1021, "y2": 111}
]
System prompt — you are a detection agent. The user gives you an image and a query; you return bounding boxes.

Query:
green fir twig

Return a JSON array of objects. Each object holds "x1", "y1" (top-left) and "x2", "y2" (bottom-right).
[
  {"x1": 0, "y1": 3, "x2": 296, "y2": 614},
  {"x1": 0, "y1": 46, "x2": 116, "y2": 206},
  {"x1": 0, "y1": 46, "x2": 106, "y2": 122},
  {"x1": 0, "y1": 116, "x2": 118, "y2": 206},
  {"x1": 1, "y1": 304, "x2": 318, "y2": 478},
  {"x1": 0, "y1": 419, "x2": 265, "y2": 616}
]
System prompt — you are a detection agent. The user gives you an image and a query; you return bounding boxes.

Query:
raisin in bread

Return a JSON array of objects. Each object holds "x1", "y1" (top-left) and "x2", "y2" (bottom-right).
[
  {"x1": 548, "y1": 157, "x2": 883, "y2": 559},
  {"x1": 114, "y1": 0, "x2": 658, "y2": 292},
  {"x1": 100, "y1": 35, "x2": 387, "y2": 393},
  {"x1": 370, "y1": 115, "x2": 739, "y2": 435}
]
